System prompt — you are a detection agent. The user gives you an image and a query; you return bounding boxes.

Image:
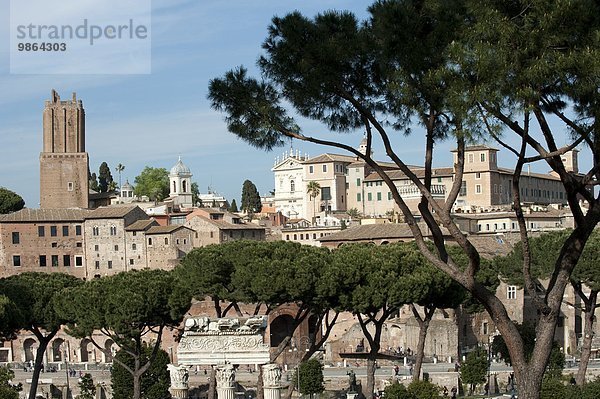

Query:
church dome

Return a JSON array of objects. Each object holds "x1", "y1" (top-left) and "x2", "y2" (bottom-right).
[{"x1": 170, "y1": 157, "x2": 191, "y2": 176}]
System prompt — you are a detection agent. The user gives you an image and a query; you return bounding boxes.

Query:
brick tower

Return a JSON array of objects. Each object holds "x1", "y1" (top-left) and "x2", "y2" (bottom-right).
[{"x1": 40, "y1": 90, "x2": 89, "y2": 209}]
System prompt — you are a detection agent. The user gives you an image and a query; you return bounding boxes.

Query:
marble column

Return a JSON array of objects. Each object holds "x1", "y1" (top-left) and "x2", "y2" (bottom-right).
[
  {"x1": 262, "y1": 364, "x2": 283, "y2": 399},
  {"x1": 216, "y1": 364, "x2": 236, "y2": 399},
  {"x1": 167, "y1": 364, "x2": 190, "y2": 399}
]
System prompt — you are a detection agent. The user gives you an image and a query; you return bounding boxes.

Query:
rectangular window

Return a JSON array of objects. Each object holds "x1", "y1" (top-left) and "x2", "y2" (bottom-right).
[
  {"x1": 39, "y1": 255, "x2": 47, "y2": 267},
  {"x1": 321, "y1": 186, "x2": 331, "y2": 200},
  {"x1": 67, "y1": 182, "x2": 74, "y2": 191},
  {"x1": 63, "y1": 255, "x2": 70, "y2": 267},
  {"x1": 322, "y1": 164, "x2": 327, "y2": 172},
  {"x1": 367, "y1": 193, "x2": 372, "y2": 201},
  {"x1": 476, "y1": 184, "x2": 482, "y2": 194},
  {"x1": 75, "y1": 225, "x2": 82, "y2": 235},
  {"x1": 92, "y1": 226, "x2": 99, "y2": 236},
  {"x1": 459, "y1": 181, "x2": 467, "y2": 196},
  {"x1": 51, "y1": 255, "x2": 59, "y2": 267},
  {"x1": 357, "y1": 193, "x2": 361, "y2": 202},
  {"x1": 75, "y1": 256, "x2": 83, "y2": 267},
  {"x1": 95, "y1": 261, "x2": 100, "y2": 270},
  {"x1": 38, "y1": 226, "x2": 45, "y2": 237},
  {"x1": 12, "y1": 255, "x2": 21, "y2": 267},
  {"x1": 110, "y1": 226, "x2": 117, "y2": 235},
  {"x1": 62, "y1": 226, "x2": 69, "y2": 236},
  {"x1": 388, "y1": 192, "x2": 392, "y2": 200},
  {"x1": 95, "y1": 245, "x2": 99, "y2": 252},
  {"x1": 437, "y1": 177, "x2": 442, "y2": 183},
  {"x1": 114, "y1": 245, "x2": 119, "y2": 251},
  {"x1": 309, "y1": 165, "x2": 314, "y2": 173},
  {"x1": 468, "y1": 153, "x2": 474, "y2": 163},
  {"x1": 129, "y1": 259, "x2": 134, "y2": 265},
  {"x1": 11, "y1": 232, "x2": 19, "y2": 244},
  {"x1": 132, "y1": 243, "x2": 137, "y2": 250},
  {"x1": 494, "y1": 184, "x2": 498, "y2": 194},
  {"x1": 210, "y1": 231, "x2": 214, "y2": 238},
  {"x1": 50, "y1": 226, "x2": 57, "y2": 237},
  {"x1": 475, "y1": 172, "x2": 481, "y2": 179},
  {"x1": 377, "y1": 192, "x2": 382, "y2": 201},
  {"x1": 507, "y1": 286, "x2": 517, "y2": 299},
  {"x1": 52, "y1": 242, "x2": 58, "y2": 248},
  {"x1": 480, "y1": 153, "x2": 486, "y2": 162},
  {"x1": 356, "y1": 178, "x2": 361, "y2": 186},
  {"x1": 108, "y1": 261, "x2": 113, "y2": 269},
  {"x1": 132, "y1": 231, "x2": 137, "y2": 236},
  {"x1": 76, "y1": 242, "x2": 82, "y2": 247}
]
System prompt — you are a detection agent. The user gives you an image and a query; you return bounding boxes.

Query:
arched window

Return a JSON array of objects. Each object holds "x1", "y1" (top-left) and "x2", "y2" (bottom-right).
[
  {"x1": 173, "y1": 181, "x2": 176, "y2": 193},
  {"x1": 290, "y1": 180, "x2": 295, "y2": 193},
  {"x1": 182, "y1": 180, "x2": 187, "y2": 193},
  {"x1": 164, "y1": 237, "x2": 169, "y2": 245},
  {"x1": 148, "y1": 237, "x2": 153, "y2": 246}
]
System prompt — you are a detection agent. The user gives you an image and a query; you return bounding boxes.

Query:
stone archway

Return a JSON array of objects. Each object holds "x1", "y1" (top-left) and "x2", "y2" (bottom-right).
[
  {"x1": 52, "y1": 338, "x2": 65, "y2": 362},
  {"x1": 103, "y1": 339, "x2": 115, "y2": 363},
  {"x1": 269, "y1": 314, "x2": 295, "y2": 348},
  {"x1": 80, "y1": 339, "x2": 93, "y2": 362},
  {"x1": 23, "y1": 338, "x2": 36, "y2": 362}
]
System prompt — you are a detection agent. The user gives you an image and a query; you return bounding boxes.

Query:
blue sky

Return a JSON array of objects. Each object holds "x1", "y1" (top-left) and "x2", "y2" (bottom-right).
[{"x1": 0, "y1": 0, "x2": 591, "y2": 207}]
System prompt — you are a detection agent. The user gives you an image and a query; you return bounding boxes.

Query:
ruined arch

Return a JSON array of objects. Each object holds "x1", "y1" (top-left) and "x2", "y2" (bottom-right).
[
  {"x1": 80, "y1": 338, "x2": 93, "y2": 362},
  {"x1": 269, "y1": 314, "x2": 295, "y2": 348},
  {"x1": 52, "y1": 338, "x2": 65, "y2": 362},
  {"x1": 23, "y1": 338, "x2": 36, "y2": 362},
  {"x1": 103, "y1": 339, "x2": 115, "y2": 363}
]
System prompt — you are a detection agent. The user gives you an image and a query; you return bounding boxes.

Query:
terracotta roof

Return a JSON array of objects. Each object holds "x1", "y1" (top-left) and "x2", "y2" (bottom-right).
[
  {"x1": 364, "y1": 167, "x2": 452, "y2": 181},
  {"x1": 318, "y1": 223, "x2": 447, "y2": 242},
  {"x1": 146, "y1": 225, "x2": 192, "y2": 234},
  {"x1": 87, "y1": 205, "x2": 143, "y2": 219},
  {"x1": 497, "y1": 167, "x2": 561, "y2": 181},
  {"x1": 451, "y1": 145, "x2": 498, "y2": 152},
  {"x1": 304, "y1": 153, "x2": 356, "y2": 164},
  {"x1": 125, "y1": 219, "x2": 158, "y2": 231},
  {"x1": 0, "y1": 208, "x2": 90, "y2": 223}
]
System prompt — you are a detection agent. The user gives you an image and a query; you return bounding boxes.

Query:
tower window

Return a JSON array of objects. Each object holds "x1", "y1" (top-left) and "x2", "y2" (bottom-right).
[
  {"x1": 108, "y1": 261, "x2": 112, "y2": 269},
  {"x1": 290, "y1": 180, "x2": 295, "y2": 193},
  {"x1": 148, "y1": 237, "x2": 153, "y2": 246},
  {"x1": 62, "y1": 226, "x2": 69, "y2": 236},
  {"x1": 110, "y1": 225, "x2": 117, "y2": 235},
  {"x1": 67, "y1": 182, "x2": 74, "y2": 191},
  {"x1": 75, "y1": 256, "x2": 83, "y2": 267},
  {"x1": 50, "y1": 226, "x2": 57, "y2": 236},
  {"x1": 480, "y1": 153, "x2": 486, "y2": 162},
  {"x1": 75, "y1": 225, "x2": 82, "y2": 235},
  {"x1": 39, "y1": 255, "x2": 47, "y2": 267},
  {"x1": 173, "y1": 181, "x2": 176, "y2": 193},
  {"x1": 63, "y1": 255, "x2": 70, "y2": 267},
  {"x1": 38, "y1": 226, "x2": 45, "y2": 237},
  {"x1": 11, "y1": 232, "x2": 19, "y2": 244},
  {"x1": 12, "y1": 255, "x2": 21, "y2": 267},
  {"x1": 183, "y1": 181, "x2": 187, "y2": 193},
  {"x1": 51, "y1": 255, "x2": 59, "y2": 267},
  {"x1": 132, "y1": 243, "x2": 137, "y2": 250},
  {"x1": 92, "y1": 226, "x2": 99, "y2": 236}
]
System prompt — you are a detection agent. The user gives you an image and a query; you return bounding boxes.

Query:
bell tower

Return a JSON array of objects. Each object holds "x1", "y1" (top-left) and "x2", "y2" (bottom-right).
[{"x1": 40, "y1": 90, "x2": 89, "y2": 209}]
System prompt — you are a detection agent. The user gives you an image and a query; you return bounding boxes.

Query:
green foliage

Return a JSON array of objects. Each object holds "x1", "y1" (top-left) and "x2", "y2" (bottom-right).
[
  {"x1": 77, "y1": 373, "x2": 95, "y2": 399},
  {"x1": 0, "y1": 187, "x2": 25, "y2": 214},
  {"x1": 134, "y1": 167, "x2": 169, "y2": 201},
  {"x1": 581, "y1": 377, "x2": 600, "y2": 399},
  {"x1": 89, "y1": 172, "x2": 99, "y2": 192},
  {"x1": 407, "y1": 380, "x2": 441, "y2": 399},
  {"x1": 0, "y1": 272, "x2": 83, "y2": 334},
  {"x1": 229, "y1": 199, "x2": 239, "y2": 212},
  {"x1": 241, "y1": 180, "x2": 262, "y2": 214},
  {"x1": 384, "y1": 383, "x2": 413, "y2": 399},
  {"x1": 296, "y1": 359, "x2": 324, "y2": 395},
  {"x1": 0, "y1": 365, "x2": 21, "y2": 399},
  {"x1": 98, "y1": 162, "x2": 114, "y2": 193},
  {"x1": 191, "y1": 182, "x2": 201, "y2": 207},
  {"x1": 460, "y1": 348, "x2": 488, "y2": 388},
  {"x1": 111, "y1": 345, "x2": 170, "y2": 399},
  {"x1": 540, "y1": 377, "x2": 580, "y2": 399},
  {"x1": 346, "y1": 208, "x2": 360, "y2": 219}
]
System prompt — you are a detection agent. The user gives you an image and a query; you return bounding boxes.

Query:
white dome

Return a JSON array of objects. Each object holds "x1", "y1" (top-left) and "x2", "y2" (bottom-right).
[{"x1": 170, "y1": 157, "x2": 191, "y2": 176}]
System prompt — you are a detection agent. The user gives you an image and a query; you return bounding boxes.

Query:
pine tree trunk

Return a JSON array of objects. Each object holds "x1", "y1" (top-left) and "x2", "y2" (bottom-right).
[
  {"x1": 576, "y1": 297, "x2": 597, "y2": 385},
  {"x1": 28, "y1": 338, "x2": 49, "y2": 399},
  {"x1": 208, "y1": 366, "x2": 216, "y2": 399},
  {"x1": 132, "y1": 372, "x2": 142, "y2": 399},
  {"x1": 365, "y1": 356, "x2": 377, "y2": 399},
  {"x1": 412, "y1": 317, "x2": 430, "y2": 381}
]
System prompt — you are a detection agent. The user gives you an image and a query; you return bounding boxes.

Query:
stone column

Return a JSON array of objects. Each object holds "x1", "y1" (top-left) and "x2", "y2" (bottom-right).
[
  {"x1": 216, "y1": 364, "x2": 236, "y2": 399},
  {"x1": 262, "y1": 364, "x2": 282, "y2": 399},
  {"x1": 168, "y1": 364, "x2": 190, "y2": 399}
]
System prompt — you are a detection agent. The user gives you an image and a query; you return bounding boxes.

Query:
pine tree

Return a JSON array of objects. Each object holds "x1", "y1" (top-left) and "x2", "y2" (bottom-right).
[{"x1": 229, "y1": 199, "x2": 239, "y2": 212}]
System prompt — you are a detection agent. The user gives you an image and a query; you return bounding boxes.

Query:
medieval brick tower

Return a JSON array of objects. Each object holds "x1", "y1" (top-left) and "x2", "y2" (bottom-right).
[{"x1": 40, "y1": 90, "x2": 89, "y2": 209}]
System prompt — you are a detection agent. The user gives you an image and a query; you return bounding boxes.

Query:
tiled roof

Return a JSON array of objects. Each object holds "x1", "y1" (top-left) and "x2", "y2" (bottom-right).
[
  {"x1": 146, "y1": 225, "x2": 191, "y2": 234},
  {"x1": 0, "y1": 208, "x2": 90, "y2": 223},
  {"x1": 364, "y1": 167, "x2": 452, "y2": 181},
  {"x1": 451, "y1": 145, "x2": 498, "y2": 152},
  {"x1": 87, "y1": 205, "x2": 142, "y2": 219},
  {"x1": 304, "y1": 153, "x2": 356, "y2": 164},
  {"x1": 497, "y1": 167, "x2": 561, "y2": 181},
  {"x1": 125, "y1": 219, "x2": 158, "y2": 231},
  {"x1": 318, "y1": 223, "x2": 445, "y2": 242}
]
